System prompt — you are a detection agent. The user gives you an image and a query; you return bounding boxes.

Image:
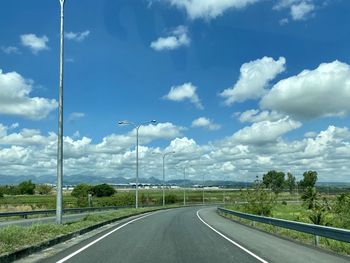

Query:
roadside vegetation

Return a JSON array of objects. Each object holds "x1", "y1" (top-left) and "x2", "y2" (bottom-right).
[{"x1": 223, "y1": 170, "x2": 350, "y2": 255}]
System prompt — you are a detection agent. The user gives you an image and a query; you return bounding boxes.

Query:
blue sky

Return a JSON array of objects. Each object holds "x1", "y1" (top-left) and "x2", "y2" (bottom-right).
[{"x1": 1, "y1": 0, "x2": 350, "y2": 182}]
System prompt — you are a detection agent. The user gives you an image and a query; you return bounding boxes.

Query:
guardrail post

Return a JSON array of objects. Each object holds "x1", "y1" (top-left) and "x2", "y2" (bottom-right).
[{"x1": 315, "y1": 235, "x2": 320, "y2": 246}]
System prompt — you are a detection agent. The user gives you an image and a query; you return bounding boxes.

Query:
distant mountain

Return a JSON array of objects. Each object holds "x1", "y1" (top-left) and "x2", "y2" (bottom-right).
[{"x1": 2, "y1": 174, "x2": 350, "y2": 188}]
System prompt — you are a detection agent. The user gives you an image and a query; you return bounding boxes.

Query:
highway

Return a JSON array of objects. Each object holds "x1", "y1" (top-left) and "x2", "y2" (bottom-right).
[{"x1": 34, "y1": 207, "x2": 349, "y2": 263}]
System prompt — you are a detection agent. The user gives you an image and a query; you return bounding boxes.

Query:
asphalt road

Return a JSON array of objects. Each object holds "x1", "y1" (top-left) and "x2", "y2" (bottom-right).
[{"x1": 35, "y1": 207, "x2": 349, "y2": 263}]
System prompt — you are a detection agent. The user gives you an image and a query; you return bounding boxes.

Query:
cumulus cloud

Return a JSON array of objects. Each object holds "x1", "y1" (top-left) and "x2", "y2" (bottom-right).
[
  {"x1": 65, "y1": 30, "x2": 90, "y2": 42},
  {"x1": 219, "y1": 57, "x2": 286, "y2": 105},
  {"x1": 1, "y1": 122, "x2": 350, "y2": 182},
  {"x1": 260, "y1": 60, "x2": 350, "y2": 120},
  {"x1": 1, "y1": 46, "x2": 20, "y2": 54},
  {"x1": 151, "y1": 26, "x2": 190, "y2": 51},
  {"x1": 154, "y1": 0, "x2": 260, "y2": 20},
  {"x1": 163, "y1": 82, "x2": 204, "y2": 109},
  {"x1": 232, "y1": 117, "x2": 302, "y2": 145},
  {"x1": 20, "y1": 34, "x2": 49, "y2": 54},
  {"x1": 0, "y1": 69, "x2": 57, "y2": 120},
  {"x1": 191, "y1": 117, "x2": 221, "y2": 131}
]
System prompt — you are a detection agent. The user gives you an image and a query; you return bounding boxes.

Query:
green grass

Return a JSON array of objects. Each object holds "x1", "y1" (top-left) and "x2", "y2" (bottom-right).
[{"x1": 0, "y1": 206, "x2": 172, "y2": 256}]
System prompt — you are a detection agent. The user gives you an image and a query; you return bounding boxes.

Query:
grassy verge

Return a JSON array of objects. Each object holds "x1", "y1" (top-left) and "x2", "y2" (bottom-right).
[
  {"x1": 0, "y1": 206, "x2": 175, "y2": 256},
  {"x1": 221, "y1": 205, "x2": 350, "y2": 256}
]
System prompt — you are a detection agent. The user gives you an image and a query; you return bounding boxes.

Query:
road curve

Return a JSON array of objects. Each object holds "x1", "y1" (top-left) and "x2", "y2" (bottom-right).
[{"x1": 36, "y1": 207, "x2": 349, "y2": 263}]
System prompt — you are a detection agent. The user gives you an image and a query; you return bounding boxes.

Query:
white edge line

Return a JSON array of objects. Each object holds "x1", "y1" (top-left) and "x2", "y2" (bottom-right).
[
  {"x1": 196, "y1": 209, "x2": 269, "y2": 263},
  {"x1": 57, "y1": 211, "x2": 158, "y2": 263}
]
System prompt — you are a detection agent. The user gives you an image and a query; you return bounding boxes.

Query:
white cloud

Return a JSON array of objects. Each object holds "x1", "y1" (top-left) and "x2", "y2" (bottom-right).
[
  {"x1": 133, "y1": 122, "x2": 186, "y2": 143},
  {"x1": 274, "y1": 0, "x2": 315, "y2": 21},
  {"x1": 0, "y1": 69, "x2": 57, "y2": 120},
  {"x1": 163, "y1": 82, "x2": 204, "y2": 109},
  {"x1": 1, "y1": 46, "x2": 20, "y2": 54},
  {"x1": 219, "y1": 57, "x2": 286, "y2": 105},
  {"x1": 156, "y1": 0, "x2": 260, "y2": 20},
  {"x1": 151, "y1": 26, "x2": 190, "y2": 51},
  {"x1": 1, "y1": 122, "x2": 350, "y2": 182},
  {"x1": 237, "y1": 109, "x2": 285, "y2": 123},
  {"x1": 20, "y1": 34, "x2": 49, "y2": 54},
  {"x1": 232, "y1": 117, "x2": 301, "y2": 145},
  {"x1": 191, "y1": 117, "x2": 221, "y2": 130},
  {"x1": 65, "y1": 30, "x2": 90, "y2": 42},
  {"x1": 68, "y1": 112, "x2": 85, "y2": 123},
  {"x1": 260, "y1": 60, "x2": 350, "y2": 120},
  {"x1": 279, "y1": 18, "x2": 289, "y2": 25},
  {"x1": 290, "y1": 1, "x2": 315, "y2": 20},
  {"x1": 304, "y1": 131, "x2": 317, "y2": 138},
  {"x1": 0, "y1": 128, "x2": 49, "y2": 146}
]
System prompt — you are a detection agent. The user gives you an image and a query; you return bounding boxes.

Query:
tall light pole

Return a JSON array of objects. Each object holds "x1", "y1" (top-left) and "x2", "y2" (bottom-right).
[
  {"x1": 118, "y1": 120, "x2": 156, "y2": 209},
  {"x1": 161, "y1": 151, "x2": 175, "y2": 206},
  {"x1": 183, "y1": 167, "x2": 186, "y2": 206},
  {"x1": 202, "y1": 173, "x2": 205, "y2": 205},
  {"x1": 56, "y1": 0, "x2": 65, "y2": 224}
]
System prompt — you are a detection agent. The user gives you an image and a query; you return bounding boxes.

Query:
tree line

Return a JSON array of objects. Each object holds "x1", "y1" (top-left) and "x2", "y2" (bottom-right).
[
  {"x1": 261, "y1": 170, "x2": 318, "y2": 194},
  {"x1": 0, "y1": 180, "x2": 53, "y2": 197}
]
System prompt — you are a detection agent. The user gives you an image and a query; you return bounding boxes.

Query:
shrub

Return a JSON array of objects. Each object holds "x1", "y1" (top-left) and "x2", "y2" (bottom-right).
[
  {"x1": 71, "y1": 184, "x2": 93, "y2": 198},
  {"x1": 92, "y1": 184, "x2": 115, "y2": 197},
  {"x1": 18, "y1": 180, "x2": 36, "y2": 195},
  {"x1": 36, "y1": 184, "x2": 53, "y2": 195}
]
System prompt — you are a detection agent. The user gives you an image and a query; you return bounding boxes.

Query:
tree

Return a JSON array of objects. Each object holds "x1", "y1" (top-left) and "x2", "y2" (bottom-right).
[
  {"x1": 301, "y1": 187, "x2": 330, "y2": 225},
  {"x1": 299, "y1": 170, "x2": 318, "y2": 189},
  {"x1": 285, "y1": 172, "x2": 296, "y2": 194},
  {"x1": 242, "y1": 176, "x2": 276, "y2": 216},
  {"x1": 301, "y1": 187, "x2": 319, "y2": 209},
  {"x1": 71, "y1": 183, "x2": 93, "y2": 198},
  {"x1": 334, "y1": 193, "x2": 350, "y2": 228},
  {"x1": 92, "y1": 184, "x2": 115, "y2": 197},
  {"x1": 36, "y1": 184, "x2": 53, "y2": 195},
  {"x1": 262, "y1": 170, "x2": 285, "y2": 194},
  {"x1": 18, "y1": 180, "x2": 36, "y2": 195}
]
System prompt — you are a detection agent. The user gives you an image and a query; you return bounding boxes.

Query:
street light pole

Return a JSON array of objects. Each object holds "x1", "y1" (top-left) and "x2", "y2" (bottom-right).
[
  {"x1": 183, "y1": 167, "x2": 186, "y2": 206},
  {"x1": 118, "y1": 120, "x2": 156, "y2": 209},
  {"x1": 202, "y1": 173, "x2": 205, "y2": 205},
  {"x1": 56, "y1": 0, "x2": 65, "y2": 224},
  {"x1": 162, "y1": 151, "x2": 175, "y2": 207}
]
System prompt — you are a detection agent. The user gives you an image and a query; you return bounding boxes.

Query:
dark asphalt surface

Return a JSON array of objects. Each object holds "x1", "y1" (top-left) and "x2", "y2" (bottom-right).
[{"x1": 37, "y1": 207, "x2": 350, "y2": 263}]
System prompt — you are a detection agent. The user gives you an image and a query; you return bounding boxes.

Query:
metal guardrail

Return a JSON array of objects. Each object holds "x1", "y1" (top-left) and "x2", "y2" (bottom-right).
[
  {"x1": 218, "y1": 207, "x2": 350, "y2": 245},
  {"x1": 0, "y1": 205, "x2": 132, "y2": 219}
]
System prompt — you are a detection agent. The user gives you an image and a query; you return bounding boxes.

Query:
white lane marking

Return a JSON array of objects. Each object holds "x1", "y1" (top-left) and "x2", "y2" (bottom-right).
[
  {"x1": 196, "y1": 209, "x2": 269, "y2": 263},
  {"x1": 57, "y1": 212, "x2": 158, "y2": 263}
]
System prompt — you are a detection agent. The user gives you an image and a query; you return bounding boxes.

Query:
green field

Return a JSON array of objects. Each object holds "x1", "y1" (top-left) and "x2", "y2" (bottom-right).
[{"x1": 0, "y1": 189, "x2": 243, "y2": 212}]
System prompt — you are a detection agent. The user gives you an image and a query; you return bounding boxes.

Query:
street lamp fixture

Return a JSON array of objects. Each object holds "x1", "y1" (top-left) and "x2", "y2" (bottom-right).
[{"x1": 118, "y1": 119, "x2": 157, "y2": 209}]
